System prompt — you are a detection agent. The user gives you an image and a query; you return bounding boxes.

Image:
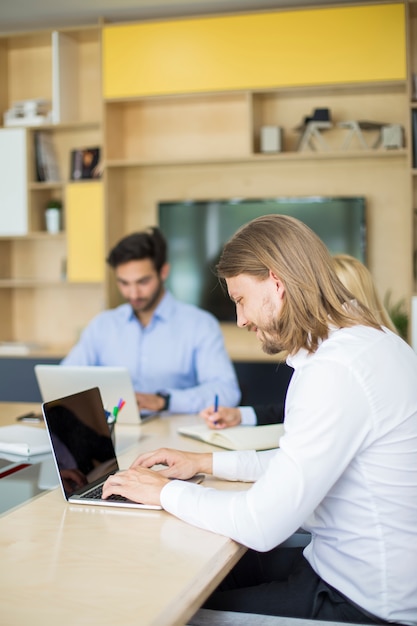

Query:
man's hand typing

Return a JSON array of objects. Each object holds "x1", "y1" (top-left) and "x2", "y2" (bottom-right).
[{"x1": 132, "y1": 447, "x2": 213, "y2": 480}]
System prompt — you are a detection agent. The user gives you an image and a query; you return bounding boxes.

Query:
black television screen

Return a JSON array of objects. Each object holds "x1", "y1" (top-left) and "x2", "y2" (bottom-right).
[{"x1": 159, "y1": 197, "x2": 366, "y2": 322}]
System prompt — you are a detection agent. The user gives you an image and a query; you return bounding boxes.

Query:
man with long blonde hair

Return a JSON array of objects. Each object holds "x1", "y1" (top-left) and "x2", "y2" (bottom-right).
[
  {"x1": 200, "y1": 251, "x2": 398, "y2": 429},
  {"x1": 103, "y1": 215, "x2": 417, "y2": 625}
]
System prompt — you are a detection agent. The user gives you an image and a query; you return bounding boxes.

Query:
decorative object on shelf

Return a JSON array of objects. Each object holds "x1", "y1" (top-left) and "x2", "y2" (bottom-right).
[
  {"x1": 45, "y1": 199, "x2": 62, "y2": 234},
  {"x1": 70, "y1": 147, "x2": 101, "y2": 180},
  {"x1": 260, "y1": 126, "x2": 282, "y2": 153},
  {"x1": 4, "y1": 98, "x2": 52, "y2": 127},
  {"x1": 296, "y1": 108, "x2": 332, "y2": 151},
  {"x1": 34, "y1": 131, "x2": 61, "y2": 182},
  {"x1": 338, "y1": 120, "x2": 386, "y2": 150},
  {"x1": 381, "y1": 124, "x2": 404, "y2": 149}
]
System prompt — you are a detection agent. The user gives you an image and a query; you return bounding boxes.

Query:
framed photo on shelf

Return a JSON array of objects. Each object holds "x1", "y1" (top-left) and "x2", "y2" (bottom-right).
[{"x1": 70, "y1": 147, "x2": 101, "y2": 180}]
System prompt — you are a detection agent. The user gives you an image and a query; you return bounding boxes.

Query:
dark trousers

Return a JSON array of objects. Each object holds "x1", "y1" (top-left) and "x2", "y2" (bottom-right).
[{"x1": 204, "y1": 547, "x2": 396, "y2": 624}]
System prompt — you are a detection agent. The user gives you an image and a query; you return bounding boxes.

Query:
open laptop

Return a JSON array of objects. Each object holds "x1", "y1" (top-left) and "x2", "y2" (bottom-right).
[
  {"x1": 42, "y1": 387, "x2": 161, "y2": 509},
  {"x1": 35, "y1": 364, "x2": 141, "y2": 425},
  {"x1": 42, "y1": 387, "x2": 203, "y2": 510}
]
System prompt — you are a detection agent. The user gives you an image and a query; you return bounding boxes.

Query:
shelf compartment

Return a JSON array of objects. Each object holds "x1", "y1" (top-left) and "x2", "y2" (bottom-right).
[
  {"x1": 3, "y1": 32, "x2": 53, "y2": 114},
  {"x1": 29, "y1": 125, "x2": 102, "y2": 186},
  {"x1": 251, "y1": 84, "x2": 408, "y2": 154},
  {"x1": 0, "y1": 237, "x2": 66, "y2": 283},
  {"x1": 29, "y1": 187, "x2": 64, "y2": 233},
  {"x1": 0, "y1": 27, "x2": 101, "y2": 130},
  {"x1": 105, "y1": 92, "x2": 251, "y2": 163},
  {"x1": 0, "y1": 283, "x2": 104, "y2": 345},
  {"x1": 52, "y1": 27, "x2": 102, "y2": 125}
]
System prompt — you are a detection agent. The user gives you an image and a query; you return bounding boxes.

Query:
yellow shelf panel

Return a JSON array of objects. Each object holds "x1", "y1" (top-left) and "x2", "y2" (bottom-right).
[
  {"x1": 66, "y1": 182, "x2": 104, "y2": 283},
  {"x1": 103, "y1": 4, "x2": 406, "y2": 98}
]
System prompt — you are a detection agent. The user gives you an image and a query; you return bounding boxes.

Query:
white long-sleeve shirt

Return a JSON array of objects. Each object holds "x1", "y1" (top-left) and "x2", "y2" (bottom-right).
[{"x1": 161, "y1": 325, "x2": 417, "y2": 624}]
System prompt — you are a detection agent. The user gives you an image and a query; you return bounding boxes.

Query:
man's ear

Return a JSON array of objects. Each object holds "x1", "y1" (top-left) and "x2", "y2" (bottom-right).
[
  {"x1": 269, "y1": 270, "x2": 285, "y2": 300},
  {"x1": 160, "y1": 263, "x2": 170, "y2": 281}
]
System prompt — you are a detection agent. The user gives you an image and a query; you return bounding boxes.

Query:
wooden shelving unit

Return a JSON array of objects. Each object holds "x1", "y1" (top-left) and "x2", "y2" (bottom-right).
[
  {"x1": 0, "y1": 2, "x2": 416, "y2": 361},
  {"x1": 102, "y1": 88, "x2": 411, "y2": 361},
  {"x1": 0, "y1": 25, "x2": 104, "y2": 349}
]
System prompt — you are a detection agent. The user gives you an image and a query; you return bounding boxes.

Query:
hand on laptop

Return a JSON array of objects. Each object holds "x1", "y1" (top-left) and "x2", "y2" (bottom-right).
[
  {"x1": 132, "y1": 448, "x2": 213, "y2": 480},
  {"x1": 102, "y1": 466, "x2": 170, "y2": 506},
  {"x1": 102, "y1": 448, "x2": 212, "y2": 505},
  {"x1": 135, "y1": 392, "x2": 166, "y2": 412}
]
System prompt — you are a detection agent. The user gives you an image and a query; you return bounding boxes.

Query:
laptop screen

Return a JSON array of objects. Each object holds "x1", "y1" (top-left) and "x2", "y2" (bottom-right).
[
  {"x1": 35, "y1": 365, "x2": 141, "y2": 425},
  {"x1": 42, "y1": 387, "x2": 119, "y2": 499}
]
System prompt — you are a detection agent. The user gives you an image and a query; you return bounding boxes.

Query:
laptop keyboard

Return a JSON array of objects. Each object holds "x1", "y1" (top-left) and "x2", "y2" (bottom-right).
[{"x1": 84, "y1": 485, "x2": 130, "y2": 502}]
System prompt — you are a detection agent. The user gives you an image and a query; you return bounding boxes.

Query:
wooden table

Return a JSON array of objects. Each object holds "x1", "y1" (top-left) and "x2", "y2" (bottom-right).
[{"x1": 0, "y1": 404, "x2": 247, "y2": 626}]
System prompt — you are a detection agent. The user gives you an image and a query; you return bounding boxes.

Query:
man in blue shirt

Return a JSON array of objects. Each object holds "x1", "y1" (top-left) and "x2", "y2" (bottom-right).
[{"x1": 62, "y1": 227, "x2": 241, "y2": 414}]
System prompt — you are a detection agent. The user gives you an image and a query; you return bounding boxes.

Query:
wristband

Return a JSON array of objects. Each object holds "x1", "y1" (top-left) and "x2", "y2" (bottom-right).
[{"x1": 156, "y1": 392, "x2": 170, "y2": 410}]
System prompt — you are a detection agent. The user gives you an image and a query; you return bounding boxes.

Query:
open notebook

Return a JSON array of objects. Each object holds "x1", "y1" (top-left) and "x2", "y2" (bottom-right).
[{"x1": 178, "y1": 422, "x2": 284, "y2": 451}]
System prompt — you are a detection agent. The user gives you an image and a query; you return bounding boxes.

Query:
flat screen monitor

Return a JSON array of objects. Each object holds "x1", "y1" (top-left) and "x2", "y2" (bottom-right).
[{"x1": 158, "y1": 196, "x2": 366, "y2": 322}]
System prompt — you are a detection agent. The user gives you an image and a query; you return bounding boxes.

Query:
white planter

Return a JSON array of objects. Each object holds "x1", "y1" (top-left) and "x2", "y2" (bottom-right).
[{"x1": 45, "y1": 208, "x2": 61, "y2": 233}]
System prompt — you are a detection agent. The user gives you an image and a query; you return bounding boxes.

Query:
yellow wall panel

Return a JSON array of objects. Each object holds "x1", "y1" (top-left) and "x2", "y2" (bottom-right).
[
  {"x1": 103, "y1": 4, "x2": 406, "y2": 99},
  {"x1": 66, "y1": 182, "x2": 104, "y2": 282}
]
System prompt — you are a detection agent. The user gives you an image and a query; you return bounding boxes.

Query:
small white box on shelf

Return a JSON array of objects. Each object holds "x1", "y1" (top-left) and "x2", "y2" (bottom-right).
[
  {"x1": 260, "y1": 126, "x2": 282, "y2": 153},
  {"x1": 381, "y1": 124, "x2": 403, "y2": 149}
]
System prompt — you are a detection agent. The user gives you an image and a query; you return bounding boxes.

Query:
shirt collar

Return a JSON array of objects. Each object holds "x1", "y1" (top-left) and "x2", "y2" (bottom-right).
[
  {"x1": 287, "y1": 347, "x2": 310, "y2": 369},
  {"x1": 287, "y1": 325, "x2": 339, "y2": 369},
  {"x1": 126, "y1": 290, "x2": 173, "y2": 324},
  {"x1": 152, "y1": 291, "x2": 174, "y2": 322}
]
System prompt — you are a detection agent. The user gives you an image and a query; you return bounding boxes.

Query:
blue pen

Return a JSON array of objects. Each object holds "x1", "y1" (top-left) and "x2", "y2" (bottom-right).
[{"x1": 213, "y1": 394, "x2": 219, "y2": 425}]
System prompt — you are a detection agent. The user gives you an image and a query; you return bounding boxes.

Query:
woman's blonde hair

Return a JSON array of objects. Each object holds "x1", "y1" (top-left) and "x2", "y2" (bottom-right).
[
  {"x1": 217, "y1": 214, "x2": 382, "y2": 356},
  {"x1": 333, "y1": 253, "x2": 397, "y2": 333}
]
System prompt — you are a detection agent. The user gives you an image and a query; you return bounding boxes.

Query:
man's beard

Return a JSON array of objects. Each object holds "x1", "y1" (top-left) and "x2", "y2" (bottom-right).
[
  {"x1": 132, "y1": 279, "x2": 164, "y2": 314},
  {"x1": 258, "y1": 318, "x2": 283, "y2": 355}
]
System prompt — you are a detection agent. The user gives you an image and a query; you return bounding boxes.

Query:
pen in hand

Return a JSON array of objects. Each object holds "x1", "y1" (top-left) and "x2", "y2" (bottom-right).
[{"x1": 213, "y1": 394, "x2": 219, "y2": 426}]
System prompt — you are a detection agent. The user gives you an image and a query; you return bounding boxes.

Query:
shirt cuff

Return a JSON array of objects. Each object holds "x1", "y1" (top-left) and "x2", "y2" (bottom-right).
[
  {"x1": 212, "y1": 451, "x2": 242, "y2": 480},
  {"x1": 239, "y1": 406, "x2": 257, "y2": 426},
  {"x1": 160, "y1": 478, "x2": 197, "y2": 515}
]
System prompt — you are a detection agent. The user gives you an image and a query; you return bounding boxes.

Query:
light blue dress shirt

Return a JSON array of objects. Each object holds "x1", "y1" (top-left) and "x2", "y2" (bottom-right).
[{"x1": 61, "y1": 291, "x2": 241, "y2": 413}]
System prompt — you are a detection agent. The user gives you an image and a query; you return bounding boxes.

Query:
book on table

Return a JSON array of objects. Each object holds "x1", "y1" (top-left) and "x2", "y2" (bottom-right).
[
  {"x1": 0, "y1": 425, "x2": 51, "y2": 457},
  {"x1": 177, "y1": 422, "x2": 284, "y2": 451}
]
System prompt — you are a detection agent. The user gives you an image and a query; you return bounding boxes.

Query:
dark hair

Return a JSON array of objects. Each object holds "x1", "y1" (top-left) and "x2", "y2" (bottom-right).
[
  {"x1": 106, "y1": 227, "x2": 167, "y2": 272},
  {"x1": 217, "y1": 214, "x2": 381, "y2": 356}
]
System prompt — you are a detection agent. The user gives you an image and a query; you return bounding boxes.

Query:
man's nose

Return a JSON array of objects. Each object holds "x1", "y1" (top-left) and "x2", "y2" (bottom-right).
[
  {"x1": 236, "y1": 309, "x2": 248, "y2": 329},
  {"x1": 126, "y1": 284, "x2": 142, "y2": 298}
]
